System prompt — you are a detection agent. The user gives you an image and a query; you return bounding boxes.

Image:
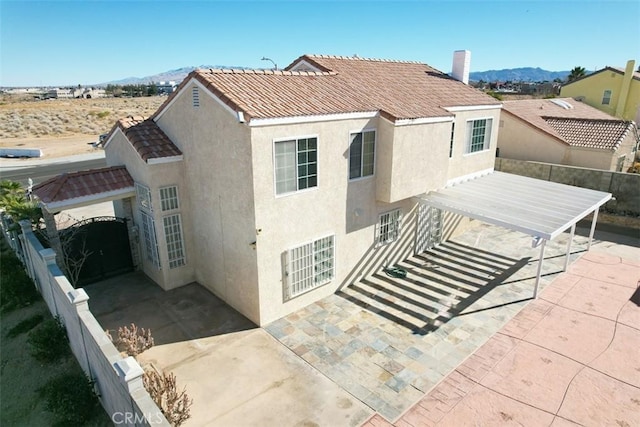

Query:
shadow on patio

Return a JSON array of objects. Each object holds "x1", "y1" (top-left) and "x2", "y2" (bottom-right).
[
  {"x1": 337, "y1": 241, "x2": 533, "y2": 336},
  {"x1": 85, "y1": 272, "x2": 256, "y2": 346}
]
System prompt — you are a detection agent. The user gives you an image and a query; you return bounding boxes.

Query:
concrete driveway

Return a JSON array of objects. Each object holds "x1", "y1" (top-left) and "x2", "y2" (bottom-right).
[{"x1": 86, "y1": 274, "x2": 373, "y2": 427}]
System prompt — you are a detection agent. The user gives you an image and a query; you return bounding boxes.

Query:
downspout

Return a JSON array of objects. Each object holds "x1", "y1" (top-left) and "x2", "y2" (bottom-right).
[{"x1": 615, "y1": 60, "x2": 635, "y2": 119}]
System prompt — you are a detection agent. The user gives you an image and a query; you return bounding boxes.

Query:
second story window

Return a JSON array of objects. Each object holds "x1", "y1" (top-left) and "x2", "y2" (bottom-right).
[
  {"x1": 466, "y1": 118, "x2": 493, "y2": 154},
  {"x1": 136, "y1": 183, "x2": 153, "y2": 212},
  {"x1": 602, "y1": 90, "x2": 612, "y2": 105},
  {"x1": 274, "y1": 137, "x2": 318, "y2": 195},
  {"x1": 349, "y1": 130, "x2": 375, "y2": 179}
]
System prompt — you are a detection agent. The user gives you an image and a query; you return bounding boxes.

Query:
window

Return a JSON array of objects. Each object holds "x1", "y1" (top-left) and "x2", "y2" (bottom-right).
[
  {"x1": 141, "y1": 212, "x2": 160, "y2": 268},
  {"x1": 192, "y1": 86, "x2": 200, "y2": 107},
  {"x1": 466, "y1": 118, "x2": 493, "y2": 154},
  {"x1": 159, "y1": 186, "x2": 179, "y2": 211},
  {"x1": 274, "y1": 137, "x2": 317, "y2": 195},
  {"x1": 284, "y1": 235, "x2": 335, "y2": 300},
  {"x1": 136, "y1": 183, "x2": 152, "y2": 212},
  {"x1": 377, "y1": 209, "x2": 402, "y2": 245},
  {"x1": 349, "y1": 130, "x2": 375, "y2": 179},
  {"x1": 163, "y1": 214, "x2": 186, "y2": 269},
  {"x1": 602, "y1": 90, "x2": 612, "y2": 105},
  {"x1": 449, "y1": 123, "x2": 455, "y2": 158}
]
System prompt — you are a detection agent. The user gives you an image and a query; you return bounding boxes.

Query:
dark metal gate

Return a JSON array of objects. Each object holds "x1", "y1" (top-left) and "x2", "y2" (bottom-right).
[{"x1": 61, "y1": 216, "x2": 133, "y2": 287}]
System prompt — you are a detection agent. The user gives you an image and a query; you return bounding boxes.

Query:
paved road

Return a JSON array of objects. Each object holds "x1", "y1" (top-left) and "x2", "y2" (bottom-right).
[{"x1": 0, "y1": 152, "x2": 107, "y2": 186}]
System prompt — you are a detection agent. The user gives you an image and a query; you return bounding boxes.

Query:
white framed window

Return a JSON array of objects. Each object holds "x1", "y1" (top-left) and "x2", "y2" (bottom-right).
[
  {"x1": 602, "y1": 90, "x2": 612, "y2": 105},
  {"x1": 136, "y1": 183, "x2": 153, "y2": 212},
  {"x1": 159, "y1": 186, "x2": 179, "y2": 211},
  {"x1": 377, "y1": 209, "x2": 402, "y2": 245},
  {"x1": 140, "y1": 211, "x2": 160, "y2": 268},
  {"x1": 449, "y1": 123, "x2": 455, "y2": 158},
  {"x1": 465, "y1": 118, "x2": 493, "y2": 154},
  {"x1": 284, "y1": 235, "x2": 335, "y2": 300},
  {"x1": 274, "y1": 136, "x2": 318, "y2": 195},
  {"x1": 163, "y1": 214, "x2": 186, "y2": 269},
  {"x1": 349, "y1": 130, "x2": 375, "y2": 179},
  {"x1": 192, "y1": 86, "x2": 200, "y2": 107}
]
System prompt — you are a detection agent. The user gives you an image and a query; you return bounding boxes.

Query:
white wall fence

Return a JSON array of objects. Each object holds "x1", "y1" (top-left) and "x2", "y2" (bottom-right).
[{"x1": 9, "y1": 219, "x2": 169, "y2": 427}]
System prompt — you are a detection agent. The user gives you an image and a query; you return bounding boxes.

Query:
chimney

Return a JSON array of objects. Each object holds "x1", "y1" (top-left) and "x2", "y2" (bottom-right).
[
  {"x1": 615, "y1": 59, "x2": 635, "y2": 119},
  {"x1": 452, "y1": 50, "x2": 471, "y2": 84}
]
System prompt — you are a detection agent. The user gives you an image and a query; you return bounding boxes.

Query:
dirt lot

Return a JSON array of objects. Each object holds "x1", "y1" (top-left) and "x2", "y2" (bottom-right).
[{"x1": 0, "y1": 94, "x2": 164, "y2": 158}]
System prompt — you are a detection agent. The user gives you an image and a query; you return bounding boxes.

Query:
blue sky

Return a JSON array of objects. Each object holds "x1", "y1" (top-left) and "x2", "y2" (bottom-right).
[{"x1": 1, "y1": 0, "x2": 638, "y2": 87}]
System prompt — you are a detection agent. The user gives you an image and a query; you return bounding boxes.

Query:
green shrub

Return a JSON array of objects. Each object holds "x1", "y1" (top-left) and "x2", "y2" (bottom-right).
[
  {"x1": 0, "y1": 250, "x2": 40, "y2": 311},
  {"x1": 6, "y1": 313, "x2": 44, "y2": 338},
  {"x1": 40, "y1": 372, "x2": 101, "y2": 426},
  {"x1": 27, "y1": 316, "x2": 70, "y2": 362}
]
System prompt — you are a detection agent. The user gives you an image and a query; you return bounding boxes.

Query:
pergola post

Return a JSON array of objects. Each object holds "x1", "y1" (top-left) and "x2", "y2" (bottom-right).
[
  {"x1": 564, "y1": 223, "x2": 576, "y2": 271},
  {"x1": 588, "y1": 208, "x2": 599, "y2": 251},
  {"x1": 533, "y1": 239, "x2": 546, "y2": 299}
]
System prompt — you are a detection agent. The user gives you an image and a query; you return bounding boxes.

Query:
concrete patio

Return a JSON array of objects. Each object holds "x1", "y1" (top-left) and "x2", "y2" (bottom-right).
[
  {"x1": 84, "y1": 222, "x2": 639, "y2": 427},
  {"x1": 364, "y1": 247, "x2": 640, "y2": 426}
]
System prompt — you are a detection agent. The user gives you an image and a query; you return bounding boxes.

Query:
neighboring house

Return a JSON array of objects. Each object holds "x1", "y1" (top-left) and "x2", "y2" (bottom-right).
[
  {"x1": 498, "y1": 97, "x2": 637, "y2": 171},
  {"x1": 560, "y1": 60, "x2": 640, "y2": 123},
  {"x1": 35, "y1": 53, "x2": 508, "y2": 326}
]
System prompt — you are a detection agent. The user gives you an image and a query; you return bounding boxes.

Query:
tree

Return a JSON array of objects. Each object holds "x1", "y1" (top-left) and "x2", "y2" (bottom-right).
[
  {"x1": 567, "y1": 66, "x2": 586, "y2": 82},
  {"x1": 0, "y1": 180, "x2": 42, "y2": 231}
]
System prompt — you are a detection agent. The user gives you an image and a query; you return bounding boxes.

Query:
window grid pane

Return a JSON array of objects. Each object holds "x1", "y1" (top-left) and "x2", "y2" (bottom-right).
[
  {"x1": 349, "y1": 130, "x2": 375, "y2": 179},
  {"x1": 378, "y1": 209, "x2": 401, "y2": 245},
  {"x1": 275, "y1": 138, "x2": 318, "y2": 195},
  {"x1": 159, "y1": 186, "x2": 179, "y2": 211},
  {"x1": 297, "y1": 138, "x2": 318, "y2": 190},
  {"x1": 467, "y1": 119, "x2": 492, "y2": 153},
  {"x1": 163, "y1": 214, "x2": 186, "y2": 269},
  {"x1": 286, "y1": 235, "x2": 335, "y2": 300},
  {"x1": 141, "y1": 211, "x2": 160, "y2": 268}
]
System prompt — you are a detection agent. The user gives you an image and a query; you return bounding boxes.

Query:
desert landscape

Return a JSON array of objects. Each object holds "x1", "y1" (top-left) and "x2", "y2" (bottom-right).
[{"x1": 0, "y1": 94, "x2": 165, "y2": 158}]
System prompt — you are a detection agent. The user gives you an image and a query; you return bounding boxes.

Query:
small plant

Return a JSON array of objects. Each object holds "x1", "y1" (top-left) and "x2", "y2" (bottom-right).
[
  {"x1": 106, "y1": 323, "x2": 154, "y2": 356},
  {"x1": 40, "y1": 371, "x2": 101, "y2": 426},
  {"x1": 27, "y1": 316, "x2": 70, "y2": 362},
  {"x1": 6, "y1": 313, "x2": 44, "y2": 338},
  {"x1": 0, "y1": 247, "x2": 41, "y2": 311},
  {"x1": 143, "y1": 369, "x2": 192, "y2": 427}
]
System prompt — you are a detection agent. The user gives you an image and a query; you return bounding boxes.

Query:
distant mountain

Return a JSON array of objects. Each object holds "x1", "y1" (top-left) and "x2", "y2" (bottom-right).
[
  {"x1": 100, "y1": 65, "x2": 251, "y2": 86},
  {"x1": 99, "y1": 65, "x2": 571, "y2": 87},
  {"x1": 469, "y1": 67, "x2": 570, "y2": 83}
]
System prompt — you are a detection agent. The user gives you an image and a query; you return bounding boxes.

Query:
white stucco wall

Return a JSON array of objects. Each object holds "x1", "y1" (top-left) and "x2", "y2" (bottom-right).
[
  {"x1": 447, "y1": 109, "x2": 502, "y2": 180},
  {"x1": 376, "y1": 119, "x2": 451, "y2": 203},
  {"x1": 154, "y1": 80, "x2": 261, "y2": 323},
  {"x1": 105, "y1": 129, "x2": 196, "y2": 290},
  {"x1": 250, "y1": 112, "x2": 496, "y2": 325}
]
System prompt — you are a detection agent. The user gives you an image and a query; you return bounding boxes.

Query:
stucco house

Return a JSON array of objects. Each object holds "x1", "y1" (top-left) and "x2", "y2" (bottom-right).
[
  {"x1": 91, "y1": 53, "x2": 507, "y2": 325},
  {"x1": 560, "y1": 60, "x2": 640, "y2": 123},
  {"x1": 497, "y1": 97, "x2": 637, "y2": 171}
]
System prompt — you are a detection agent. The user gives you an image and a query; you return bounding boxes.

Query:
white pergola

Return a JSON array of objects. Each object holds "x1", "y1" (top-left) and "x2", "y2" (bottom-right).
[{"x1": 418, "y1": 171, "x2": 612, "y2": 298}]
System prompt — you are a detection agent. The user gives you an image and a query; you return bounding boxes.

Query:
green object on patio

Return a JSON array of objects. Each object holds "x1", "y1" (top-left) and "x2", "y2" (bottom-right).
[{"x1": 383, "y1": 265, "x2": 407, "y2": 278}]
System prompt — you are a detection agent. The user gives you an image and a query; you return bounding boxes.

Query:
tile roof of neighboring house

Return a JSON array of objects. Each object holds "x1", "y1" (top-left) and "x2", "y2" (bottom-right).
[
  {"x1": 33, "y1": 165, "x2": 134, "y2": 204},
  {"x1": 154, "y1": 54, "x2": 500, "y2": 123},
  {"x1": 502, "y1": 98, "x2": 635, "y2": 150},
  {"x1": 106, "y1": 116, "x2": 182, "y2": 162}
]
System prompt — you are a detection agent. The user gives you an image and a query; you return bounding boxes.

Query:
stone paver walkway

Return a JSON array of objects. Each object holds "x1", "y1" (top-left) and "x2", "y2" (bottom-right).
[
  {"x1": 266, "y1": 224, "x2": 591, "y2": 420},
  {"x1": 363, "y1": 249, "x2": 640, "y2": 426}
]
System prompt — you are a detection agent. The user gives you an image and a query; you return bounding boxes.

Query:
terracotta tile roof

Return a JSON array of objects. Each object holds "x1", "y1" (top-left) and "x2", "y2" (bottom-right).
[
  {"x1": 544, "y1": 118, "x2": 634, "y2": 150},
  {"x1": 106, "y1": 116, "x2": 182, "y2": 162},
  {"x1": 33, "y1": 166, "x2": 134, "y2": 204},
  {"x1": 502, "y1": 98, "x2": 634, "y2": 150},
  {"x1": 154, "y1": 54, "x2": 500, "y2": 123}
]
